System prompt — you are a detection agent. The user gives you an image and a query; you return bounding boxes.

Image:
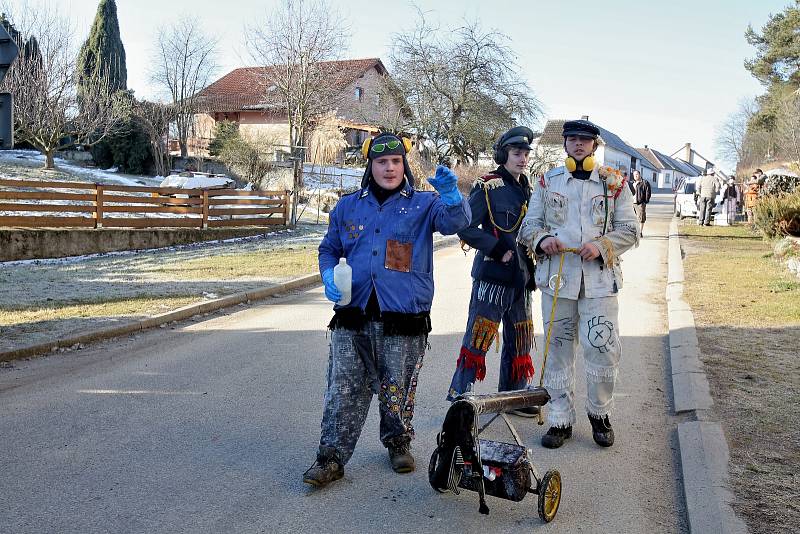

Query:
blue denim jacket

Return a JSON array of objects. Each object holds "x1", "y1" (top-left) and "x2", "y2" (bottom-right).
[{"x1": 319, "y1": 182, "x2": 471, "y2": 313}]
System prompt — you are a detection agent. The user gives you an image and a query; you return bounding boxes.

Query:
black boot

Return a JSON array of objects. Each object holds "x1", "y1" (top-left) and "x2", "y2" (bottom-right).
[
  {"x1": 588, "y1": 414, "x2": 615, "y2": 447},
  {"x1": 541, "y1": 426, "x2": 572, "y2": 449},
  {"x1": 302, "y1": 447, "x2": 344, "y2": 488},
  {"x1": 387, "y1": 441, "x2": 415, "y2": 473}
]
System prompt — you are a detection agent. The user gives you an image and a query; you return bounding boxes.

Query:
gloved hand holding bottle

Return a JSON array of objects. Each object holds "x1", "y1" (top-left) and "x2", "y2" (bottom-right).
[
  {"x1": 427, "y1": 165, "x2": 463, "y2": 206},
  {"x1": 321, "y1": 268, "x2": 341, "y2": 303}
]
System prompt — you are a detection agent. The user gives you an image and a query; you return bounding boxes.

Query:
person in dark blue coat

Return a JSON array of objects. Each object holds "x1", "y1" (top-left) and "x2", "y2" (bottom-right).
[
  {"x1": 447, "y1": 127, "x2": 539, "y2": 416},
  {"x1": 303, "y1": 133, "x2": 471, "y2": 488}
]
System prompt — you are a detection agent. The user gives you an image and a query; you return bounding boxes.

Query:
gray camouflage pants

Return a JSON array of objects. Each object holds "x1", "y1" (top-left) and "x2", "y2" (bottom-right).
[{"x1": 318, "y1": 322, "x2": 427, "y2": 465}]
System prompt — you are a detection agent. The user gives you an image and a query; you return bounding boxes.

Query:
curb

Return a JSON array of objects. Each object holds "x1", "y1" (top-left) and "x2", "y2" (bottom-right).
[
  {"x1": 0, "y1": 236, "x2": 461, "y2": 363},
  {"x1": 667, "y1": 218, "x2": 747, "y2": 534}
]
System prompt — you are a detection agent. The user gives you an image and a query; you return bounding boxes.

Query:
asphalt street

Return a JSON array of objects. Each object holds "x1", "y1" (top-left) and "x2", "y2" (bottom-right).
[{"x1": 0, "y1": 193, "x2": 687, "y2": 534}]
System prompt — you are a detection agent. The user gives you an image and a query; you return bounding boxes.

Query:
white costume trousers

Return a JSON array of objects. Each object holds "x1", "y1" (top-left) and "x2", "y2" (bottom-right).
[{"x1": 540, "y1": 291, "x2": 621, "y2": 428}]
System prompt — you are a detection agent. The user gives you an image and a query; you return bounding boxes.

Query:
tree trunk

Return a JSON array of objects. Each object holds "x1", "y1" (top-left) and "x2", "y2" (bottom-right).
[
  {"x1": 44, "y1": 151, "x2": 56, "y2": 170},
  {"x1": 179, "y1": 139, "x2": 188, "y2": 158}
]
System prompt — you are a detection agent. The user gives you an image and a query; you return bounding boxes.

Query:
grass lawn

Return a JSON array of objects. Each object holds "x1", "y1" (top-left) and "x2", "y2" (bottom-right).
[
  {"x1": 145, "y1": 247, "x2": 319, "y2": 280},
  {"x1": 679, "y1": 221, "x2": 800, "y2": 533},
  {"x1": 0, "y1": 245, "x2": 319, "y2": 352},
  {"x1": 0, "y1": 296, "x2": 201, "y2": 326}
]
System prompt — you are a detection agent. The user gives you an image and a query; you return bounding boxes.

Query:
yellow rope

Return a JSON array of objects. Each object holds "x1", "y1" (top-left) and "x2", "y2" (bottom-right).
[
  {"x1": 538, "y1": 247, "x2": 579, "y2": 424},
  {"x1": 483, "y1": 186, "x2": 527, "y2": 233}
]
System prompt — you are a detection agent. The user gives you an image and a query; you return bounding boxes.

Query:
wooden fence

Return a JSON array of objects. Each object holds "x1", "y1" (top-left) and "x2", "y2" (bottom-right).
[{"x1": 0, "y1": 178, "x2": 289, "y2": 229}]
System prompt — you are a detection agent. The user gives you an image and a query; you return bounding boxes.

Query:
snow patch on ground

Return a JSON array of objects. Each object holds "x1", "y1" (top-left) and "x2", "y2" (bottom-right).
[{"x1": 0, "y1": 149, "x2": 160, "y2": 186}]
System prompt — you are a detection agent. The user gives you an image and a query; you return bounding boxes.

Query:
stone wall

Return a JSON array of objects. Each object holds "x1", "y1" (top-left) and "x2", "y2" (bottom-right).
[{"x1": 0, "y1": 227, "x2": 278, "y2": 262}]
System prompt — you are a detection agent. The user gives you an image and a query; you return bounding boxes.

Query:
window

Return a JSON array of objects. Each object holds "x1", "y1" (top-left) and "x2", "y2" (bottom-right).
[{"x1": 355, "y1": 87, "x2": 363, "y2": 102}]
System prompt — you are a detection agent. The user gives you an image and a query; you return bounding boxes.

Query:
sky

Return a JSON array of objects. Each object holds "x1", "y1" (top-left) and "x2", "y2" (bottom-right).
[{"x1": 5, "y1": 0, "x2": 793, "y2": 172}]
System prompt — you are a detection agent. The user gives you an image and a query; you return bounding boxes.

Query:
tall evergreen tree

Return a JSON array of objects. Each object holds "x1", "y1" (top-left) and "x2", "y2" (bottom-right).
[{"x1": 77, "y1": 0, "x2": 127, "y2": 95}]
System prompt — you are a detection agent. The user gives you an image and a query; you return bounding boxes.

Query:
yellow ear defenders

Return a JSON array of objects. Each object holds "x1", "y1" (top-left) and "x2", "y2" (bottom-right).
[
  {"x1": 361, "y1": 136, "x2": 413, "y2": 159},
  {"x1": 565, "y1": 154, "x2": 596, "y2": 173}
]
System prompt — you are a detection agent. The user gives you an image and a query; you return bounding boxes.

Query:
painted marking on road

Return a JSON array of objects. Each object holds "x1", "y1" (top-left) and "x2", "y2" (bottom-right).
[{"x1": 77, "y1": 389, "x2": 205, "y2": 395}]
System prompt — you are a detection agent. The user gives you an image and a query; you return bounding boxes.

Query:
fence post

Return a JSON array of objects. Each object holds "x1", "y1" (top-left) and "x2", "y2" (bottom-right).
[
  {"x1": 95, "y1": 185, "x2": 104, "y2": 229},
  {"x1": 283, "y1": 189, "x2": 289, "y2": 225},
  {"x1": 202, "y1": 190, "x2": 209, "y2": 229}
]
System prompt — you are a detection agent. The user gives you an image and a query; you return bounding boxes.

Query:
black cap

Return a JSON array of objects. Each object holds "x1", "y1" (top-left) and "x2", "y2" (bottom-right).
[
  {"x1": 562, "y1": 119, "x2": 600, "y2": 139},
  {"x1": 496, "y1": 126, "x2": 535, "y2": 150}
]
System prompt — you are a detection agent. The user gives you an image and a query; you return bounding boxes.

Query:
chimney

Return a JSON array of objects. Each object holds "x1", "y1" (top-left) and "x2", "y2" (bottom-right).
[
  {"x1": 684, "y1": 143, "x2": 692, "y2": 163},
  {"x1": 644, "y1": 144, "x2": 648, "y2": 149},
  {"x1": 581, "y1": 115, "x2": 589, "y2": 120}
]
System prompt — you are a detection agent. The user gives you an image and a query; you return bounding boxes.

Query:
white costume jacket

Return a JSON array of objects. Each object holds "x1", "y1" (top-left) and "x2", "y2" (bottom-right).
[{"x1": 518, "y1": 165, "x2": 639, "y2": 299}]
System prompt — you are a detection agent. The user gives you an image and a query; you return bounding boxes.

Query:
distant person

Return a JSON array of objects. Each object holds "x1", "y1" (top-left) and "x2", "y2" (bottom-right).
[
  {"x1": 697, "y1": 169, "x2": 720, "y2": 226},
  {"x1": 722, "y1": 178, "x2": 739, "y2": 225},
  {"x1": 754, "y1": 168, "x2": 766, "y2": 186},
  {"x1": 745, "y1": 175, "x2": 760, "y2": 223},
  {"x1": 303, "y1": 133, "x2": 470, "y2": 488},
  {"x1": 632, "y1": 170, "x2": 652, "y2": 237}
]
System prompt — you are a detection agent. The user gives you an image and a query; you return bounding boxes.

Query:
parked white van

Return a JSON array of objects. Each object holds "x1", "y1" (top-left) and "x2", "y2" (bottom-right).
[{"x1": 673, "y1": 177, "x2": 723, "y2": 219}]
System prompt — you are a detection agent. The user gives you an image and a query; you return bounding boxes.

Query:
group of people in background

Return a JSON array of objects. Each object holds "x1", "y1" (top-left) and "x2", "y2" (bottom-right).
[{"x1": 694, "y1": 167, "x2": 765, "y2": 226}]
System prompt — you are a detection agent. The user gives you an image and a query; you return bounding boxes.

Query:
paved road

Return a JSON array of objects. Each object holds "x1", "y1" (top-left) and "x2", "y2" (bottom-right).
[{"x1": 0, "y1": 193, "x2": 687, "y2": 533}]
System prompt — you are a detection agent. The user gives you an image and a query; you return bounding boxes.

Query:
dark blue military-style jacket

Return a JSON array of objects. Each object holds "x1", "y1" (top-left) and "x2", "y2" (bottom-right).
[{"x1": 457, "y1": 166, "x2": 534, "y2": 288}]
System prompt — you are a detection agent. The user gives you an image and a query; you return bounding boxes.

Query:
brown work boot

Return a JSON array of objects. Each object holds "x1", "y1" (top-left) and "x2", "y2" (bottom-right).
[
  {"x1": 387, "y1": 441, "x2": 415, "y2": 473},
  {"x1": 302, "y1": 449, "x2": 344, "y2": 488}
]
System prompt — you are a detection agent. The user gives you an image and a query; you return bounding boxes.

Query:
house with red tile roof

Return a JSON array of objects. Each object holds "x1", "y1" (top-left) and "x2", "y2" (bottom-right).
[{"x1": 190, "y1": 58, "x2": 401, "y2": 158}]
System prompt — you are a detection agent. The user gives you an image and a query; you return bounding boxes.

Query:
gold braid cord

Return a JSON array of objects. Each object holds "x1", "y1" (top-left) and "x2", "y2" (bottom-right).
[{"x1": 484, "y1": 186, "x2": 527, "y2": 233}]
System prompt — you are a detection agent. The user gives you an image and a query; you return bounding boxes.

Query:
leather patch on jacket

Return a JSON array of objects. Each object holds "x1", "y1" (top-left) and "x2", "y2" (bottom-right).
[{"x1": 385, "y1": 240, "x2": 412, "y2": 272}]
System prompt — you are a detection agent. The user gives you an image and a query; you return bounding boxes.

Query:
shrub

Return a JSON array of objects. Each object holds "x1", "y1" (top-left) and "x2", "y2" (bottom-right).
[
  {"x1": 218, "y1": 133, "x2": 277, "y2": 188},
  {"x1": 208, "y1": 121, "x2": 239, "y2": 157},
  {"x1": 758, "y1": 174, "x2": 800, "y2": 198},
  {"x1": 753, "y1": 189, "x2": 800, "y2": 238}
]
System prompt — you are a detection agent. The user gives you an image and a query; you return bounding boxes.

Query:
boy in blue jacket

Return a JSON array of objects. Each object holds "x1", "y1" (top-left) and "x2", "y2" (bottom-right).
[{"x1": 303, "y1": 133, "x2": 470, "y2": 488}]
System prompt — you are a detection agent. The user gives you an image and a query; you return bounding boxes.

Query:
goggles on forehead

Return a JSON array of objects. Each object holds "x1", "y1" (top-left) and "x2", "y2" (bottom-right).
[{"x1": 371, "y1": 139, "x2": 401, "y2": 153}]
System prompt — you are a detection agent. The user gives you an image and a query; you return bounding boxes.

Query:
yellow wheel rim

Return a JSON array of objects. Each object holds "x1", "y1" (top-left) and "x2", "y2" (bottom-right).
[{"x1": 541, "y1": 471, "x2": 562, "y2": 521}]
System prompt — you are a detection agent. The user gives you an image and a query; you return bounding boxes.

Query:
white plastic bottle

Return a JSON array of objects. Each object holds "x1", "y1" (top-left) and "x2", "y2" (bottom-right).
[{"x1": 333, "y1": 257, "x2": 352, "y2": 306}]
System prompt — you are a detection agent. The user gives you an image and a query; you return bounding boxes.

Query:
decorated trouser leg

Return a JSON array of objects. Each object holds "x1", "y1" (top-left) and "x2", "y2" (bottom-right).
[
  {"x1": 376, "y1": 324, "x2": 427, "y2": 448},
  {"x1": 319, "y1": 323, "x2": 426, "y2": 464},
  {"x1": 540, "y1": 294, "x2": 621, "y2": 428},
  {"x1": 499, "y1": 290, "x2": 536, "y2": 392},
  {"x1": 447, "y1": 280, "x2": 534, "y2": 401}
]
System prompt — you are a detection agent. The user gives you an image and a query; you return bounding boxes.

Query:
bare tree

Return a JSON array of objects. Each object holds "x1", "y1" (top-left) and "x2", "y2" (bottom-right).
[
  {"x1": 391, "y1": 11, "x2": 542, "y2": 165},
  {"x1": 245, "y1": 0, "x2": 349, "y2": 223},
  {"x1": 152, "y1": 17, "x2": 218, "y2": 158},
  {"x1": 0, "y1": 3, "x2": 128, "y2": 169},
  {"x1": 133, "y1": 100, "x2": 175, "y2": 177},
  {"x1": 529, "y1": 142, "x2": 563, "y2": 178},
  {"x1": 775, "y1": 90, "x2": 800, "y2": 165},
  {"x1": 715, "y1": 98, "x2": 758, "y2": 169}
]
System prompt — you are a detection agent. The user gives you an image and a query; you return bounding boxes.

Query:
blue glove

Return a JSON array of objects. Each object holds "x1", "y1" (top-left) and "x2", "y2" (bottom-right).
[
  {"x1": 321, "y1": 268, "x2": 341, "y2": 303},
  {"x1": 428, "y1": 165, "x2": 462, "y2": 206}
]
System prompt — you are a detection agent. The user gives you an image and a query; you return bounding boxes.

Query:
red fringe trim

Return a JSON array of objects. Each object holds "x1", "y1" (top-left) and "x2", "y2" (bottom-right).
[
  {"x1": 457, "y1": 346, "x2": 487, "y2": 381},
  {"x1": 511, "y1": 353, "x2": 535, "y2": 382}
]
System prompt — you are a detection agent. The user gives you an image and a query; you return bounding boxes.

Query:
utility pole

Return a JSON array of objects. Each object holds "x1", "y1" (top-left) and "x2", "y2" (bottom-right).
[{"x1": 0, "y1": 22, "x2": 20, "y2": 149}]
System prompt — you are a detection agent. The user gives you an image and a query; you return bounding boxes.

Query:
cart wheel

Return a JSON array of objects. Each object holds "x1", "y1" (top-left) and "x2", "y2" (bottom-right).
[
  {"x1": 428, "y1": 449, "x2": 446, "y2": 493},
  {"x1": 537, "y1": 470, "x2": 562, "y2": 523}
]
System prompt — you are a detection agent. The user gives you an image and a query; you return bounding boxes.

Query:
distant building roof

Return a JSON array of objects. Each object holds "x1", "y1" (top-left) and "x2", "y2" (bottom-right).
[
  {"x1": 638, "y1": 146, "x2": 703, "y2": 177},
  {"x1": 195, "y1": 58, "x2": 387, "y2": 113}
]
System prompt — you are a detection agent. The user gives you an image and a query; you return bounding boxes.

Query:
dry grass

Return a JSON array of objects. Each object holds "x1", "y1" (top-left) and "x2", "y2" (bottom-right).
[
  {"x1": 144, "y1": 247, "x2": 318, "y2": 280},
  {"x1": 0, "y1": 296, "x2": 201, "y2": 326},
  {"x1": 679, "y1": 221, "x2": 800, "y2": 533}
]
